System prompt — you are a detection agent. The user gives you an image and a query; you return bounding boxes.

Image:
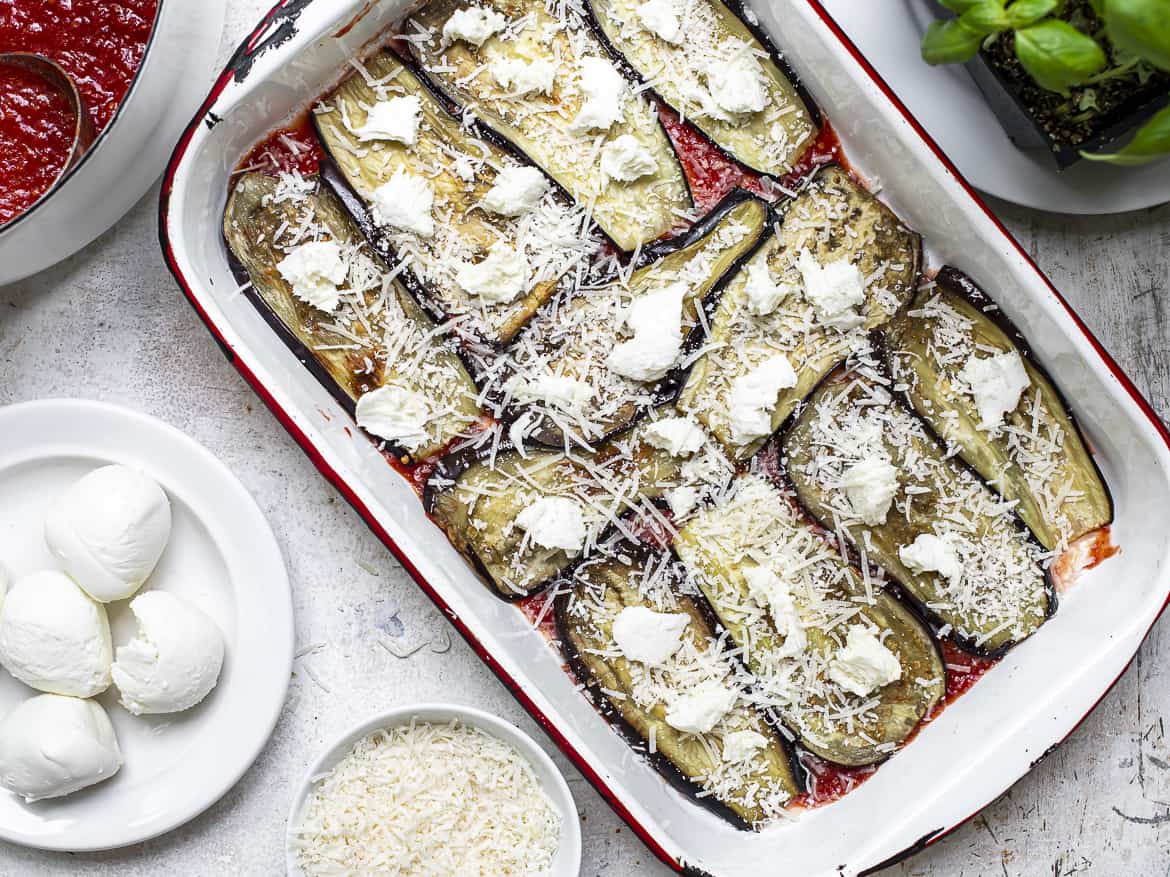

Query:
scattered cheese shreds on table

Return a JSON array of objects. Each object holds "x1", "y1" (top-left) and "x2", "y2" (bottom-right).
[{"x1": 293, "y1": 719, "x2": 562, "y2": 876}]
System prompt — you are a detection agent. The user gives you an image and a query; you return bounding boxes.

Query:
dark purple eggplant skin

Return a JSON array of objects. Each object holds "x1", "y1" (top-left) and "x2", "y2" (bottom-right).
[
  {"x1": 514, "y1": 189, "x2": 774, "y2": 449},
  {"x1": 772, "y1": 365, "x2": 1056, "y2": 661},
  {"x1": 552, "y1": 550, "x2": 805, "y2": 831},
  {"x1": 580, "y1": 0, "x2": 823, "y2": 178},
  {"x1": 904, "y1": 266, "x2": 1114, "y2": 527},
  {"x1": 399, "y1": 42, "x2": 695, "y2": 255}
]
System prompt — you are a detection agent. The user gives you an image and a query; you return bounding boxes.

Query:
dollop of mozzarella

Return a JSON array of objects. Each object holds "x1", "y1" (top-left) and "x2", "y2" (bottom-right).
[
  {"x1": 958, "y1": 350, "x2": 1030, "y2": 430},
  {"x1": 743, "y1": 257, "x2": 790, "y2": 317},
  {"x1": 355, "y1": 384, "x2": 433, "y2": 452},
  {"x1": 44, "y1": 464, "x2": 172, "y2": 603},
  {"x1": 898, "y1": 533, "x2": 963, "y2": 587},
  {"x1": 797, "y1": 249, "x2": 866, "y2": 329},
  {"x1": 490, "y1": 58, "x2": 557, "y2": 96},
  {"x1": 514, "y1": 497, "x2": 587, "y2": 554},
  {"x1": 0, "y1": 571, "x2": 112, "y2": 697},
  {"x1": 665, "y1": 682, "x2": 737, "y2": 735},
  {"x1": 442, "y1": 6, "x2": 508, "y2": 46},
  {"x1": 611, "y1": 606, "x2": 689, "y2": 667},
  {"x1": 727, "y1": 354, "x2": 798, "y2": 445},
  {"x1": 828, "y1": 625, "x2": 902, "y2": 698},
  {"x1": 481, "y1": 166, "x2": 549, "y2": 217},
  {"x1": 636, "y1": 0, "x2": 683, "y2": 43},
  {"x1": 607, "y1": 283, "x2": 686, "y2": 382},
  {"x1": 456, "y1": 240, "x2": 529, "y2": 304},
  {"x1": 742, "y1": 564, "x2": 806, "y2": 658},
  {"x1": 643, "y1": 417, "x2": 706, "y2": 457},
  {"x1": 721, "y1": 728, "x2": 767, "y2": 763},
  {"x1": 574, "y1": 56, "x2": 626, "y2": 131},
  {"x1": 705, "y1": 51, "x2": 768, "y2": 117},
  {"x1": 665, "y1": 485, "x2": 700, "y2": 518},
  {"x1": 370, "y1": 169, "x2": 435, "y2": 238},
  {"x1": 840, "y1": 456, "x2": 899, "y2": 526},
  {"x1": 112, "y1": 592, "x2": 225, "y2": 715},
  {"x1": 0, "y1": 694, "x2": 122, "y2": 802},
  {"x1": 276, "y1": 240, "x2": 349, "y2": 313},
  {"x1": 600, "y1": 134, "x2": 658, "y2": 183},
  {"x1": 355, "y1": 95, "x2": 422, "y2": 146}
]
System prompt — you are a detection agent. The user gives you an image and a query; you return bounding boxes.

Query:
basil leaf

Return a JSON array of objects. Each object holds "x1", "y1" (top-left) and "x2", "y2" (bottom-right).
[
  {"x1": 1081, "y1": 101, "x2": 1170, "y2": 165},
  {"x1": 1006, "y1": 0, "x2": 1061, "y2": 28},
  {"x1": 1087, "y1": 0, "x2": 1105, "y2": 14},
  {"x1": 961, "y1": 2, "x2": 1011, "y2": 34},
  {"x1": 1104, "y1": 0, "x2": 1170, "y2": 73},
  {"x1": 1014, "y1": 20, "x2": 1107, "y2": 94},
  {"x1": 940, "y1": 0, "x2": 991, "y2": 13},
  {"x1": 922, "y1": 19, "x2": 986, "y2": 64}
]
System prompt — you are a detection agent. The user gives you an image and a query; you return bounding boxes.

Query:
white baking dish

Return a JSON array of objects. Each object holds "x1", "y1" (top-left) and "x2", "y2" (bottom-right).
[{"x1": 159, "y1": 1, "x2": 1170, "y2": 873}]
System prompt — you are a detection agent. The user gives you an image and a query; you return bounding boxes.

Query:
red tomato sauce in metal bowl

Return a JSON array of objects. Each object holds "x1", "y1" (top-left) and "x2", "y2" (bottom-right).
[{"x1": 0, "y1": 0, "x2": 159, "y2": 224}]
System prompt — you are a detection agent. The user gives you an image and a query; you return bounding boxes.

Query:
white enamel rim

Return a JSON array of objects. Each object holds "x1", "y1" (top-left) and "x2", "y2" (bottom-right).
[
  {"x1": 0, "y1": 399, "x2": 294, "y2": 852},
  {"x1": 159, "y1": 1, "x2": 1170, "y2": 873},
  {"x1": 0, "y1": 0, "x2": 226, "y2": 285},
  {"x1": 285, "y1": 703, "x2": 583, "y2": 876}
]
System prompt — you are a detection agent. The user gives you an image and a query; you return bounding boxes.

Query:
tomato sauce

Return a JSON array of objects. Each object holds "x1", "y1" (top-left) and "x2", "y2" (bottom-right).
[
  {"x1": 0, "y1": 0, "x2": 159, "y2": 223},
  {"x1": 238, "y1": 114, "x2": 325, "y2": 178},
  {"x1": 0, "y1": 63, "x2": 74, "y2": 224}
]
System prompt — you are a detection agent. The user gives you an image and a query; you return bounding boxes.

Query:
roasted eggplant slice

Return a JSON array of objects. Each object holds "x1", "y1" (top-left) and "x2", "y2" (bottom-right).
[
  {"x1": 678, "y1": 166, "x2": 921, "y2": 459},
  {"x1": 675, "y1": 474, "x2": 944, "y2": 766},
  {"x1": 881, "y1": 267, "x2": 1112, "y2": 551},
  {"x1": 313, "y1": 51, "x2": 600, "y2": 346},
  {"x1": 782, "y1": 372, "x2": 1051, "y2": 657},
  {"x1": 491, "y1": 193, "x2": 768, "y2": 448},
  {"x1": 585, "y1": 0, "x2": 818, "y2": 177},
  {"x1": 223, "y1": 172, "x2": 480, "y2": 459},
  {"x1": 425, "y1": 413, "x2": 728, "y2": 597},
  {"x1": 557, "y1": 549, "x2": 801, "y2": 826},
  {"x1": 408, "y1": 0, "x2": 692, "y2": 251}
]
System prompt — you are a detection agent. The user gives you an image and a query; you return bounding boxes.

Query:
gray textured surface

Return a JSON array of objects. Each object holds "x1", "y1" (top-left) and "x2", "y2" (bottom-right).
[{"x1": 1, "y1": 3, "x2": 1169, "y2": 875}]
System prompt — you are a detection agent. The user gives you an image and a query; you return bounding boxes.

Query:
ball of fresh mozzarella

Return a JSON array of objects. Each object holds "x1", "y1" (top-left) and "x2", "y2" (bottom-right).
[
  {"x1": 0, "y1": 571, "x2": 112, "y2": 697},
  {"x1": 112, "y1": 591, "x2": 225, "y2": 715},
  {"x1": 0, "y1": 694, "x2": 122, "y2": 802},
  {"x1": 44, "y1": 464, "x2": 172, "y2": 603}
]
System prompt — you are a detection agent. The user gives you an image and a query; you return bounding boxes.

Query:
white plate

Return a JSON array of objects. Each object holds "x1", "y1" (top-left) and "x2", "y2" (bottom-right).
[
  {"x1": 0, "y1": 399, "x2": 293, "y2": 852},
  {"x1": 161, "y1": 0, "x2": 1170, "y2": 873},
  {"x1": 819, "y1": 0, "x2": 1170, "y2": 214},
  {"x1": 286, "y1": 703, "x2": 582, "y2": 876}
]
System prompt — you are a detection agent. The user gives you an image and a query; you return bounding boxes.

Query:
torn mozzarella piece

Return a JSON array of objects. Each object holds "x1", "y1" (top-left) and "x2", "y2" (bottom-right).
[
  {"x1": 370, "y1": 169, "x2": 434, "y2": 238},
  {"x1": 354, "y1": 95, "x2": 421, "y2": 146},
  {"x1": 481, "y1": 166, "x2": 549, "y2": 217},
  {"x1": 514, "y1": 497, "x2": 587, "y2": 554},
  {"x1": 456, "y1": 240, "x2": 529, "y2": 304},
  {"x1": 840, "y1": 456, "x2": 899, "y2": 526},
  {"x1": 958, "y1": 350, "x2": 1030, "y2": 430},
  {"x1": 727, "y1": 354, "x2": 797, "y2": 445},
  {"x1": 721, "y1": 729, "x2": 767, "y2": 763},
  {"x1": 508, "y1": 374, "x2": 594, "y2": 412},
  {"x1": 899, "y1": 533, "x2": 963, "y2": 586},
  {"x1": 442, "y1": 6, "x2": 507, "y2": 46},
  {"x1": 611, "y1": 606, "x2": 689, "y2": 667},
  {"x1": 743, "y1": 257, "x2": 790, "y2": 317},
  {"x1": 355, "y1": 384, "x2": 433, "y2": 451},
  {"x1": 828, "y1": 625, "x2": 902, "y2": 697},
  {"x1": 665, "y1": 682, "x2": 737, "y2": 735},
  {"x1": 742, "y1": 564, "x2": 806, "y2": 658},
  {"x1": 275, "y1": 240, "x2": 348, "y2": 313},
  {"x1": 636, "y1": 0, "x2": 682, "y2": 43},
  {"x1": 600, "y1": 134, "x2": 658, "y2": 183},
  {"x1": 574, "y1": 56, "x2": 626, "y2": 131},
  {"x1": 797, "y1": 249, "x2": 866, "y2": 329},
  {"x1": 490, "y1": 58, "x2": 557, "y2": 96},
  {"x1": 607, "y1": 283, "x2": 687, "y2": 382},
  {"x1": 666, "y1": 485, "x2": 700, "y2": 518},
  {"x1": 705, "y1": 51, "x2": 768, "y2": 117},
  {"x1": 643, "y1": 417, "x2": 706, "y2": 457}
]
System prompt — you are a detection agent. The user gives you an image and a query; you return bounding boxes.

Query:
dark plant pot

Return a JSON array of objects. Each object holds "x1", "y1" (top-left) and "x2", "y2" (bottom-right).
[{"x1": 928, "y1": 1, "x2": 1170, "y2": 169}]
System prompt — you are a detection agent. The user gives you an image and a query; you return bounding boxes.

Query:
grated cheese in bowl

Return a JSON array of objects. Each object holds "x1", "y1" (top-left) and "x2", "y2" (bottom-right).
[{"x1": 292, "y1": 717, "x2": 564, "y2": 876}]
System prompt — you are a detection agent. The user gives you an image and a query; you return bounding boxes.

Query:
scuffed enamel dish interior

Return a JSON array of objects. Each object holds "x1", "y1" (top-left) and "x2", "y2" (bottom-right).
[{"x1": 162, "y1": 1, "x2": 1170, "y2": 873}]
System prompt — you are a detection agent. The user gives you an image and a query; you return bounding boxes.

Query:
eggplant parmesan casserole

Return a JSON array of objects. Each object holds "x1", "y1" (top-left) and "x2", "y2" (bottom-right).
[{"x1": 223, "y1": 0, "x2": 1114, "y2": 827}]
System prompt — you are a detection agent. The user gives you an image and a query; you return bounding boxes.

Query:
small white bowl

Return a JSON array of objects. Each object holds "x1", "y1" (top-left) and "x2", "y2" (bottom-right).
[{"x1": 286, "y1": 703, "x2": 583, "y2": 877}]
